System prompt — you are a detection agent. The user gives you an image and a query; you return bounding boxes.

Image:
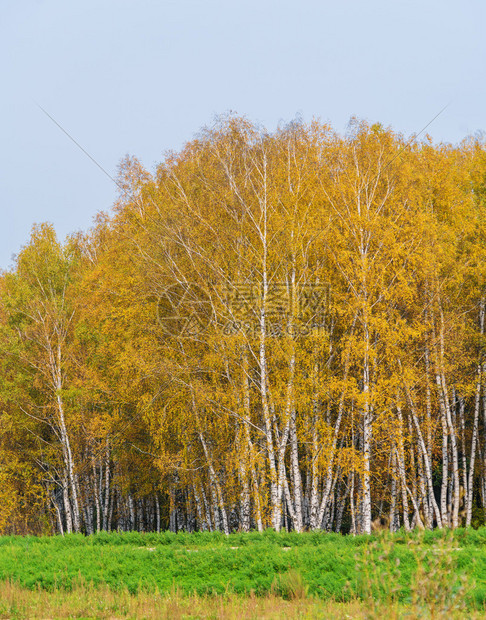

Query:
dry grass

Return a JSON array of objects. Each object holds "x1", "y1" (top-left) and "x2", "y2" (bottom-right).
[
  {"x1": 0, "y1": 581, "x2": 354, "y2": 619},
  {"x1": 0, "y1": 581, "x2": 483, "y2": 620}
]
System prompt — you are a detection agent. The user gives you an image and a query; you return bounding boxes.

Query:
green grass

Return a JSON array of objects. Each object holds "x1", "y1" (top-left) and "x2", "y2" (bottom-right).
[{"x1": 0, "y1": 528, "x2": 484, "y2": 613}]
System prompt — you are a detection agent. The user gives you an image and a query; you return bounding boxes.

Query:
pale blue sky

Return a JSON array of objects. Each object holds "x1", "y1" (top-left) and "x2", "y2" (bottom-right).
[{"x1": 1, "y1": 0, "x2": 485, "y2": 268}]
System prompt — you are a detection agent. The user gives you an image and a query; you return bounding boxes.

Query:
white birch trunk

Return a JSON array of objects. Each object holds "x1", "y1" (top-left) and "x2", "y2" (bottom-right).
[{"x1": 467, "y1": 300, "x2": 485, "y2": 526}]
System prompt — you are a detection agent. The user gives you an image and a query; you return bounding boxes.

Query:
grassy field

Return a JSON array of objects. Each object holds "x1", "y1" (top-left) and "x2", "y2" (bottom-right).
[
  {"x1": 0, "y1": 528, "x2": 485, "y2": 618},
  {"x1": 1, "y1": 582, "x2": 484, "y2": 619}
]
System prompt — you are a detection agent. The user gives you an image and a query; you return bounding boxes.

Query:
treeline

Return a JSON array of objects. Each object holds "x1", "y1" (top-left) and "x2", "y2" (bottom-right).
[{"x1": 1, "y1": 115, "x2": 486, "y2": 535}]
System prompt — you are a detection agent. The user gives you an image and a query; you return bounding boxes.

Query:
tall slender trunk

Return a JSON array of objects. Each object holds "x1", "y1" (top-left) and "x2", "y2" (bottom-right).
[
  {"x1": 315, "y1": 387, "x2": 350, "y2": 528},
  {"x1": 103, "y1": 438, "x2": 110, "y2": 531},
  {"x1": 62, "y1": 471, "x2": 73, "y2": 534},
  {"x1": 350, "y1": 469, "x2": 356, "y2": 535},
  {"x1": 286, "y1": 267, "x2": 303, "y2": 532},
  {"x1": 467, "y1": 299, "x2": 485, "y2": 526},
  {"x1": 57, "y1": 394, "x2": 79, "y2": 532},
  {"x1": 92, "y1": 463, "x2": 101, "y2": 533},
  {"x1": 49, "y1": 338, "x2": 80, "y2": 533},
  {"x1": 309, "y1": 362, "x2": 320, "y2": 529},
  {"x1": 155, "y1": 494, "x2": 161, "y2": 533},
  {"x1": 396, "y1": 407, "x2": 411, "y2": 531},
  {"x1": 361, "y1": 321, "x2": 372, "y2": 535},
  {"x1": 389, "y1": 452, "x2": 398, "y2": 532},
  {"x1": 439, "y1": 373, "x2": 460, "y2": 528},
  {"x1": 199, "y1": 433, "x2": 230, "y2": 535},
  {"x1": 241, "y1": 350, "x2": 263, "y2": 532},
  {"x1": 289, "y1": 407, "x2": 303, "y2": 531},
  {"x1": 403, "y1": 381, "x2": 443, "y2": 528},
  {"x1": 128, "y1": 494, "x2": 135, "y2": 531},
  {"x1": 259, "y1": 276, "x2": 280, "y2": 529}
]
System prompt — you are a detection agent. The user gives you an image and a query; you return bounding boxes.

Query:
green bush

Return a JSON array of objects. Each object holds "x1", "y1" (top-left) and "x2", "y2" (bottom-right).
[{"x1": 0, "y1": 528, "x2": 482, "y2": 609}]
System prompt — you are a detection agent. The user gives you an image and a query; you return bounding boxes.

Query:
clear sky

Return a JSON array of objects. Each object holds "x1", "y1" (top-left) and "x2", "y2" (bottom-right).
[{"x1": 1, "y1": 0, "x2": 485, "y2": 268}]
